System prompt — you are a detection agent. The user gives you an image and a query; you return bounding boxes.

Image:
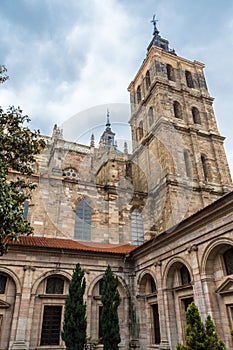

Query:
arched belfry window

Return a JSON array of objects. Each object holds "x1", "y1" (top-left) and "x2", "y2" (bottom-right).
[
  {"x1": 201, "y1": 154, "x2": 209, "y2": 181},
  {"x1": 166, "y1": 64, "x2": 175, "y2": 81},
  {"x1": 131, "y1": 209, "x2": 144, "y2": 245},
  {"x1": 184, "y1": 150, "x2": 192, "y2": 178},
  {"x1": 185, "y1": 70, "x2": 194, "y2": 88},
  {"x1": 145, "y1": 70, "x2": 151, "y2": 90},
  {"x1": 148, "y1": 107, "x2": 154, "y2": 126},
  {"x1": 136, "y1": 86, "x2": 142, "y2": 104},
  {"x1": 173, "y1": 101, "x2": 182, "y2": 119},
  {"x1": 192, "y1": 107, "x2": 201, "y2": 124},
  {"x1": 223, "y1": 248, "x2": 233, "y2": 275},
  {"x1": 74, "y1": 199, "x2": 92, "y2": 241}
]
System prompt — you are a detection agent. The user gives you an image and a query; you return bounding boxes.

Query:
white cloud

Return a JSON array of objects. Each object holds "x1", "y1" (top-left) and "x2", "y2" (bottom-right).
[{"x1": 0, "y1": 0, "x2": 233, "y2": 175}]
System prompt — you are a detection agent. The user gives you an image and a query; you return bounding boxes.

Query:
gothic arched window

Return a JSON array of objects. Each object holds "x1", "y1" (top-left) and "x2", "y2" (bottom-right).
[
  {"x1": 74, "y1": 200, "x2": 92, "y2": 241},
  {"x1": 136, "y1": 86, "x2": 142, "y2": 104},
  {"x1": 131, "y1": 209, "x2": 144, "y2": 245},
  {"x1": 184, "y1": 150, "x2": 192, "y2": 178},
  {"x1": 148, "y1": 107, "x2": 154, "y2": 126},
  {"x1": 192, "y1": 107, "x2": 201, "y2": 124},
  {"x1": 173, "y1": 101, "x2": 182, "y2": 119},
  {"x1": 223, "y1": 248, "x2": 233, "y2": 275},
  {"x1": 145, "y1": 70, "x2": 151, "y2": 90},
  {"x1": 166, "y1": 64, "x2": 175, "y2": 81},
  {"x1": 185, "y1": 70, "x2": 194, "y2": 88}
]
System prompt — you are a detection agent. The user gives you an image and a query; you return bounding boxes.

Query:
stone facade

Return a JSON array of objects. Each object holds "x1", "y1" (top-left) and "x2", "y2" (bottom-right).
[{"x1": 1, "y1": 22, "x2": 233, "y2": 350}]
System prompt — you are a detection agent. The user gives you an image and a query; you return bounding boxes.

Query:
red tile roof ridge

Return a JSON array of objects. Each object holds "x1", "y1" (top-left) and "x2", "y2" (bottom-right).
[{"x1": 9, "y1": 235, "x2": 136, "y2": 254}]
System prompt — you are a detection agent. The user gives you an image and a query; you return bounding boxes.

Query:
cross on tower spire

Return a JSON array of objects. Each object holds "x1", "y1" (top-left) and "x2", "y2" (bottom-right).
[{"x1": 151, "y1": 14, "x2": 159, "y2": 36}]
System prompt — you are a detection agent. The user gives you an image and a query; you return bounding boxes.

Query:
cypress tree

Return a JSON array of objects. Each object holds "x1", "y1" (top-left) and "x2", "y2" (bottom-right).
[
  {"x1": 204, "y1": 315, "x2": 226, "y2": 350},
  {"x1": 176, "y1": 302, "x2": 226, "y2": 350},
  {"x1": 62, "y1": 263, "x2": 87, "y2": 350},
  {"x1": 101, "y1": 265, "x2": 121, "y2": 350}
]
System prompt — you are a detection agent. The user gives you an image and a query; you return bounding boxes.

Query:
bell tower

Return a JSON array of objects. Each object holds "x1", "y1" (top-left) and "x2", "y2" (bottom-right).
[{"x1": 128, "y1": 17, "x2": 232, "y2": 238}]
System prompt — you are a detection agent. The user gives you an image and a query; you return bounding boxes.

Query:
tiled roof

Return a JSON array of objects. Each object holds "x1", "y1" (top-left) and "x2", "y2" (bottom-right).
[{"x1": 9, "y1": 235, "x2": 136, "y2": 255}]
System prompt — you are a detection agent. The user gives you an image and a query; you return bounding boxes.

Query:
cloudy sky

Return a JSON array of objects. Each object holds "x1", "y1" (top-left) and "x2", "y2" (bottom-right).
[{"x1": 0, "y1": 0, "x2": 233, "y2": 174}]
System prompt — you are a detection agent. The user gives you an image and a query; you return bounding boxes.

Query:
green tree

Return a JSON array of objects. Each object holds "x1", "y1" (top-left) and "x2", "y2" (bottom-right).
[
  {"x1": 204, "y1": 315, "x2": 226, "y2": 349},
  {"x1": 0, "y1": 66, "x2": 45, "y2": 255},
  {"x1": 176, "y1": 302, "x2": 226, "y2": 350},
  {"x1": 101, "y1": 265, "x2": 121, "y2": 350},
  {"x1": 0, "y1": 65, "x2": 8, "y2": 84},
  {"x1": 62, "y1": 263, "x2": 87, "y2": 350}
]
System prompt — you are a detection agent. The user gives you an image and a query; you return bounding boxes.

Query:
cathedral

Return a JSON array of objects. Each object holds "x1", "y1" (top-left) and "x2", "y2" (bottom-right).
[{"x1": 1, "y1": 20, "x2": 233, "y2": 350}]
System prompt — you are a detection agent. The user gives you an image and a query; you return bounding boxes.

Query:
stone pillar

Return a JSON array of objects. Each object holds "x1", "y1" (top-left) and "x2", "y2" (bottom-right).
[
  {"x1": 187, "y1": 244, "x2": 207, "y2": 318},
  {"x1": 154, "y1": 261, "x2": 171, "y2": 350},
  {"x1": 10, "y1": 265, "x2": 35, "y2": 350}
]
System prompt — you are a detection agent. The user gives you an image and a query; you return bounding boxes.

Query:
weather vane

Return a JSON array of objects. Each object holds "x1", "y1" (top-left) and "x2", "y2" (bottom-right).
[{"x1": 151, "y1": 14, "x2": 159, "y2": 35}]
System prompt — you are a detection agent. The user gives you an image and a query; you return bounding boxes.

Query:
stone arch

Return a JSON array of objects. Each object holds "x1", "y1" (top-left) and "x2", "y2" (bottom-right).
[
  {"x1": 87, "y1": 272, "x2": 130, "y2": 298},
  {"x1": 30, "y1": 269, "x2": 71, "y2": 348},
  {"x1": 0, "y1": 266, "x2": 21, "y2": 294},
  {"x1": 0, "y1": 267, "x2": 19, "y2": 349},
  {"x1": 201, "y1": 238, "x2": 233, "y2": 276},
  {"x1": 200, "y1": 238, "x2": 233, "y2": 347},
  {"x1": 31, "y1": 269, "x2": 72, "y2": 295},
  {"x1": 163, "y1": 257, "x2": 193, "y2": 289},
  {"x1": 87, "y1": 271, "x2": 130, "y2": 344},
  {"x1": 163, "y1": 257, "x2": 193, "y2": 348},
  {"x1": 137, "y1": 269, "x2": 158, "y2": 295},
  {"x1": 136, "y1": 269, "x2": 161, "y2": 345}
]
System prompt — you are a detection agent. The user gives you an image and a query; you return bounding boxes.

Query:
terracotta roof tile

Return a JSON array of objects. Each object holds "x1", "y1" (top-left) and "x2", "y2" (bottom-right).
[{"x1": 9, "y1": 236, "x2": 136, "y2": 255}]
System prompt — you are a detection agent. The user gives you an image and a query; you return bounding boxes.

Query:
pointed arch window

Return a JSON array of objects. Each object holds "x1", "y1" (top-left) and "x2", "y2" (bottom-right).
[
  {"x1": 166, "y1": 64, "x2": 175, "y2": 81},
  {"x1": 173, "y1": 101, "x2": 182, "y2": 119},
  {"x1": 201, "y1": 154, "x2": 209, "y2": 181},
  {"x1": 192, "y1": 107, "x2": 201, "y2": 124},
  {"x1": 184, "y1": 150, "x2": 192, "y2": 178},
  {"x1": 131, "y1": 209, "x2": 144, "y2": 245},
  {"x1": 136, "y1": 86, "x2": 142, "y2": 104},
  {"x1": 145, "y1": 70, "x2": 151, "y2": 90},
  {"x1": 223, "y1": 248, "x2": 233, "y2": 275},
  {"x1": 74, "y1": 200, "x2": 92, "y2": 241},
  {"x1": 185, "y1": 70, "x2": 194, "y2": 88},
  {"x1": 148, "y1": 107, "x2": 154, "y2": 126}
]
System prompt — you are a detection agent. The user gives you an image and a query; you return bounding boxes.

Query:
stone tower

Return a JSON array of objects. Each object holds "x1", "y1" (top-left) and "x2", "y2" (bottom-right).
[{"x1": 128, "y1": 18, "x2": 232, "y2": 238}]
